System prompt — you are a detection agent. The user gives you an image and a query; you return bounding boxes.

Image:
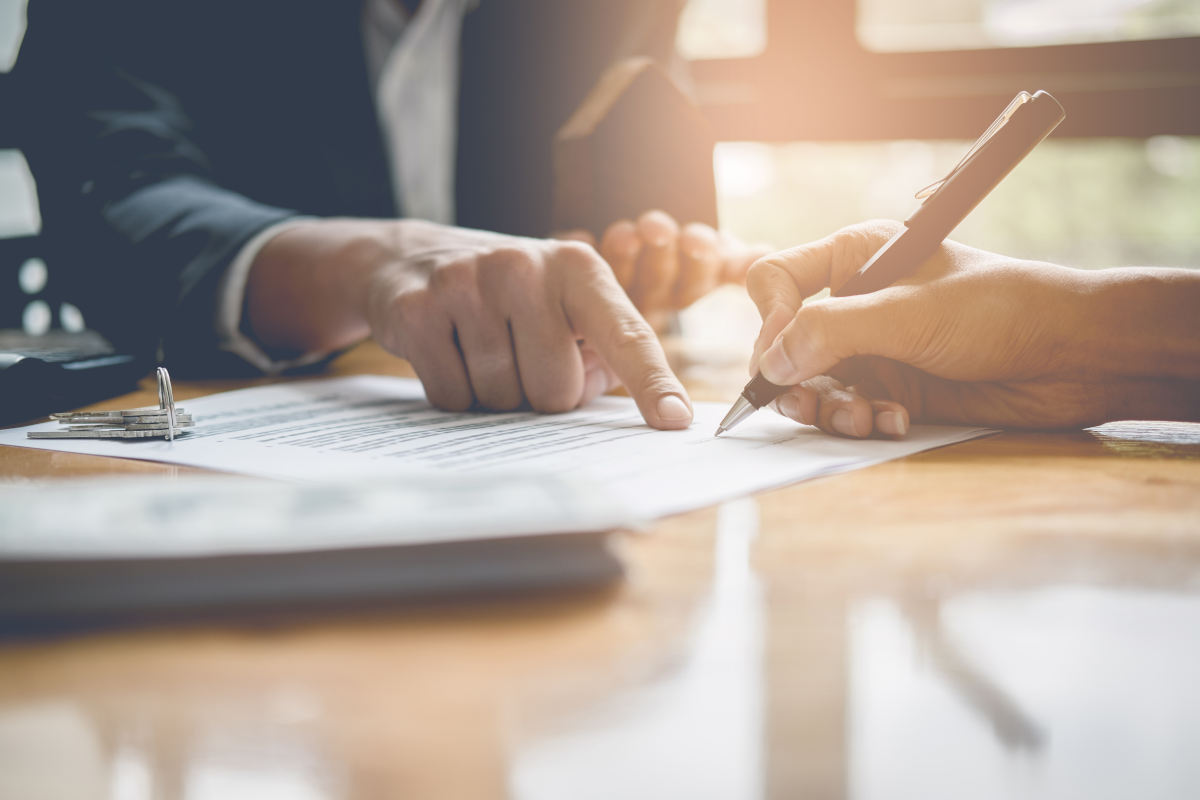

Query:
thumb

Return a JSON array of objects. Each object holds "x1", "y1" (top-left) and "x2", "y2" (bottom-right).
[{"x1": 756, "y1": 292, "x2": 907, "y2": 386}]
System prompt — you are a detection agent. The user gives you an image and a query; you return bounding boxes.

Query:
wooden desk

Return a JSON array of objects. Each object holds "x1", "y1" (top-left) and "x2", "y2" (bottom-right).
[{"x1": 2, "y1": 343, "x2": 1198, "y2": 799}]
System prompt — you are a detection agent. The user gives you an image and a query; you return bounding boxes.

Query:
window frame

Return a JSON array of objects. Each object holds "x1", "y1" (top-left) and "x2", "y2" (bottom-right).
[{"x1": 687, "y1": 0, "x2": 1200, "y2": 141}]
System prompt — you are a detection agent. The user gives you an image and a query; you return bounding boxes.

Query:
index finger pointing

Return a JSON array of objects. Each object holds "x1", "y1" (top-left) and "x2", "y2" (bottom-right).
[{"x1": 554, "y1": 244, "x2": 692, "y2": 430}]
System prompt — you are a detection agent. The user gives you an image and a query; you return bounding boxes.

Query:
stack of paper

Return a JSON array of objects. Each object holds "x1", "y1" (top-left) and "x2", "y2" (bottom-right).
[
  {"x1": 0, "y1": 375, "x2": 993, "y2": 623},
  {"x1": 0, "y1": 472, "x2": 628, "y2": 625}
]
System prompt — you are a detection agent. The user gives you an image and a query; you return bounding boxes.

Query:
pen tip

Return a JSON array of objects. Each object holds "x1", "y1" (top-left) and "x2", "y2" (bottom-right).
[{"x1": 714, "y1": 426, "x2": 725, "y2": 438}]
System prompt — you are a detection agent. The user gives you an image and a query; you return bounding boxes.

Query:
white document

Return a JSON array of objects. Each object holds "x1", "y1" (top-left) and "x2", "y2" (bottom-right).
[
  {"x1": 0, "y1": 375, "x2": 993, "y2": 520},
  {"x1": 0, "y1": 473, "x2": 625, "y2": 621}
]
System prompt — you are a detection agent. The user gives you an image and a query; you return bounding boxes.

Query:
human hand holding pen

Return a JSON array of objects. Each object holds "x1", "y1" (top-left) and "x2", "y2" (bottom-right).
[
  {"x1": 744, "y1": 220, "x2": 1200, "y2": 437},
  {"x1": 716, "y1": 90, "x2": 1068, "y2": 436}
]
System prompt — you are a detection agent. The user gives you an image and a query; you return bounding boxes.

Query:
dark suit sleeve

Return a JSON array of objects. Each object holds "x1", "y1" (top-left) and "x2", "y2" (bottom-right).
[{"x1": 16, "y1": 2, "x2": 301, "y2": 375}]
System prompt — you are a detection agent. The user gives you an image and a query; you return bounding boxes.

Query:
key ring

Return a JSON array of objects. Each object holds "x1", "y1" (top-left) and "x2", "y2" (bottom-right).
[
  {"x1": 156, "y1": 366, "x2": 178, "y2": 442},
  {"x1": 29, "y1": 367, "x2": 194, "y2": 441}
]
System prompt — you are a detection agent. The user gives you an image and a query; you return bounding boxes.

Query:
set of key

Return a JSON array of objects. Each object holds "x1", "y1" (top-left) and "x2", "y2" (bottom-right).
[{"x1": 27, "y1": 367, "x2": 194, "y2": 441}]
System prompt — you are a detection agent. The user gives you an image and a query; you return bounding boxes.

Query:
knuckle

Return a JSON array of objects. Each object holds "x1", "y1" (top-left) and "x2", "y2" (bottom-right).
[
  {"x1": 391, "y1": 289, "x2": 428, "y2": 320},
  {"x1": 638, "y1": 208, "x2": 677, "y2": 235},
  {"x1": 745, "y1": 258, "x2": 772, "y2": 289},
  {"x1": 601, "y1": 219, "x2": 636, "y2": 245},
  {"x1": 680, "y1": 221, "x2": 717, "y2": 248},
  {"x1": 746, "y1": 254, "x2": 785, "y2": 284},
  {"x1": 428, "y1": 258, "x2": 478, "y2": 295},
  {"x1": 552, "y1": 229, "x2": 594, "y2": 246},
  {"x1": 556, "y1": 246, "x2": 614, "y2": 293},
  {"x1": 605, "y1": 315, "x2": 657, "y2": 353},
  {"x1": 554, "y1": 239, "x2": 601, "y2": 268},
  {"x1": 377, "y1": 290, "x2": 429, "y2": 354},
  {"x1": 481, "y1": 245, "x2": 543, "y2": 289},
  {"x1": 483, "y1": 244, "x2": 535, "y2": 269},
  {"x1": 746, "y1": 259, "x2": 788, "y2": 303}
]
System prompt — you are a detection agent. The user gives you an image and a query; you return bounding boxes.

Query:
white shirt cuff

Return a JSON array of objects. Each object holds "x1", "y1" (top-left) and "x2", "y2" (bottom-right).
[{"x1": 214, "y1": 217, "x2": 330, "y2": 375}]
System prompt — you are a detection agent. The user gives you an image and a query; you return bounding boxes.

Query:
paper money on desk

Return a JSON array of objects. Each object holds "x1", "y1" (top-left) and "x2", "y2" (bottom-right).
[
  {"x1": 0, "y1": 375, "x2": 995, "y2": 520},
  {"x1": 0, "y1": 472, "x2": 629, "y2": 625}
]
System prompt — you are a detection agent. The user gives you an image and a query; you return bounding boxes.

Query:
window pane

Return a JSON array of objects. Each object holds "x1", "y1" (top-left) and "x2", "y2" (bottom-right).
[
  {"x1": 714, "y1": 138, "x2": 1200, "y2": 269},
  {"x1": 677, "y1": 137, "x2": 1198, "y2": 369},
  {"x1": 857, "y1": 0, "x2": 1200, "y2": 52},
  {"x1": 677, "y1": 0, "x2": 766, "y2": 60}
]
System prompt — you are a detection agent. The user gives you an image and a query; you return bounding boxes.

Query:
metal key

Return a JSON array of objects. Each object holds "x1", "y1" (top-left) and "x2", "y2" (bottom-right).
[
  {"x1": 28, "y1": 367, "x2": 194, "y2": 441},
  {"x1": 60, "y1": 420, "x2": 194, "y2": 432},
  {"x1": 52, "y1": 412, "x2": 193, "y2": 426},
  {"x1": 51, "y1": 408, "x2": 190, "y2": 421},
  {"x1": 29, "y1": 428, "x2": 188, "y2": 439}
]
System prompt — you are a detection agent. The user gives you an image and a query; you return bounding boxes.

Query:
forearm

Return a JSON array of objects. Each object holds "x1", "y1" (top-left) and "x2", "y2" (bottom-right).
[
  {"x1": 1086, "y1": 268, "x2": 1200, "y2": 379},
  {"x1": 1079, "y1": 267, "x2": 1200, "y2": 420}
]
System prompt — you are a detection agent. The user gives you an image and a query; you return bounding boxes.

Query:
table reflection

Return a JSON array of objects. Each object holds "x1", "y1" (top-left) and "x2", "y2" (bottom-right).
[
  {"x1": 0, "y1": 424, "x2": 1197, "y2": 799},
  {"x1": 510, "y1": 499, "x2": 765, "y2": 800},
  {"x1": 513, "y1": 431, "x2": 1200, "y2": 799},
  {"x1": 850, "y1": 587, "x2": 1200, "y2": 800}
]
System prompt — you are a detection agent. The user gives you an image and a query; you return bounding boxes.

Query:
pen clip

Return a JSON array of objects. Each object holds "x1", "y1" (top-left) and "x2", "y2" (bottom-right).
[{"x1": 914, "y1": 91, "x2": 1033, "y2": 202}]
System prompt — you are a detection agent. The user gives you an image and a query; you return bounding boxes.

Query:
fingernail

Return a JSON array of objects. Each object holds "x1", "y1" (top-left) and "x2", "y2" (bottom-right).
[
  {"x1": 657, "y1": 394, "x2": 692, "y2": 423},
  {"x1": 877, "y1": 410, "x2": 908, "y2": 436},
  {"x1": 759, "y1": 344, "x2": 797, "y2": 385},
  {"x1": 777, "y1": 394, "x2": 800, "y2": 420},
  {"x1": 832, "y1": 408, "x2": 859, "y2": 437}
]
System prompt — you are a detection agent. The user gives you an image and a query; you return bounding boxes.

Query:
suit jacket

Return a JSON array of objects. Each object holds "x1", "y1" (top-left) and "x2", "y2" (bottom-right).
[{"x1": 14, "y1": 0, "x2": 683, "y2": 373}]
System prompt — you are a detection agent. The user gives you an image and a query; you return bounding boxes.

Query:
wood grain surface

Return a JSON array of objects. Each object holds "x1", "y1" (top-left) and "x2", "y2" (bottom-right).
[{"x1": 1, "y1": 342, "x2": 1197, "y2": 799}]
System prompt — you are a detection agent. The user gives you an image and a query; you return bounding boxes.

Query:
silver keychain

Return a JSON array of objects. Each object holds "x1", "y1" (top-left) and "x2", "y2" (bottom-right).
[{"x1": 29, "y1": 367, "x2": 194, "y2": 441}]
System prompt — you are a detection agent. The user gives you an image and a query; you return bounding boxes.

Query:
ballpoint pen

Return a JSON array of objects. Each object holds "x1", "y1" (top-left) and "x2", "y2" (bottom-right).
[{"x1": 715, "y1": 89, "x2": 1066, "y2": 437}]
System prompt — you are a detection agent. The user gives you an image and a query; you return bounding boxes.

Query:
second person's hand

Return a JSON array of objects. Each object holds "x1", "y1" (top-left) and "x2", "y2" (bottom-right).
[
  {"x1": 558, "y1": 209, "x2": 771, "y2": 325},
  {"x1": 745, "y1": 220, "x2": 1199, "y2": 436}
]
